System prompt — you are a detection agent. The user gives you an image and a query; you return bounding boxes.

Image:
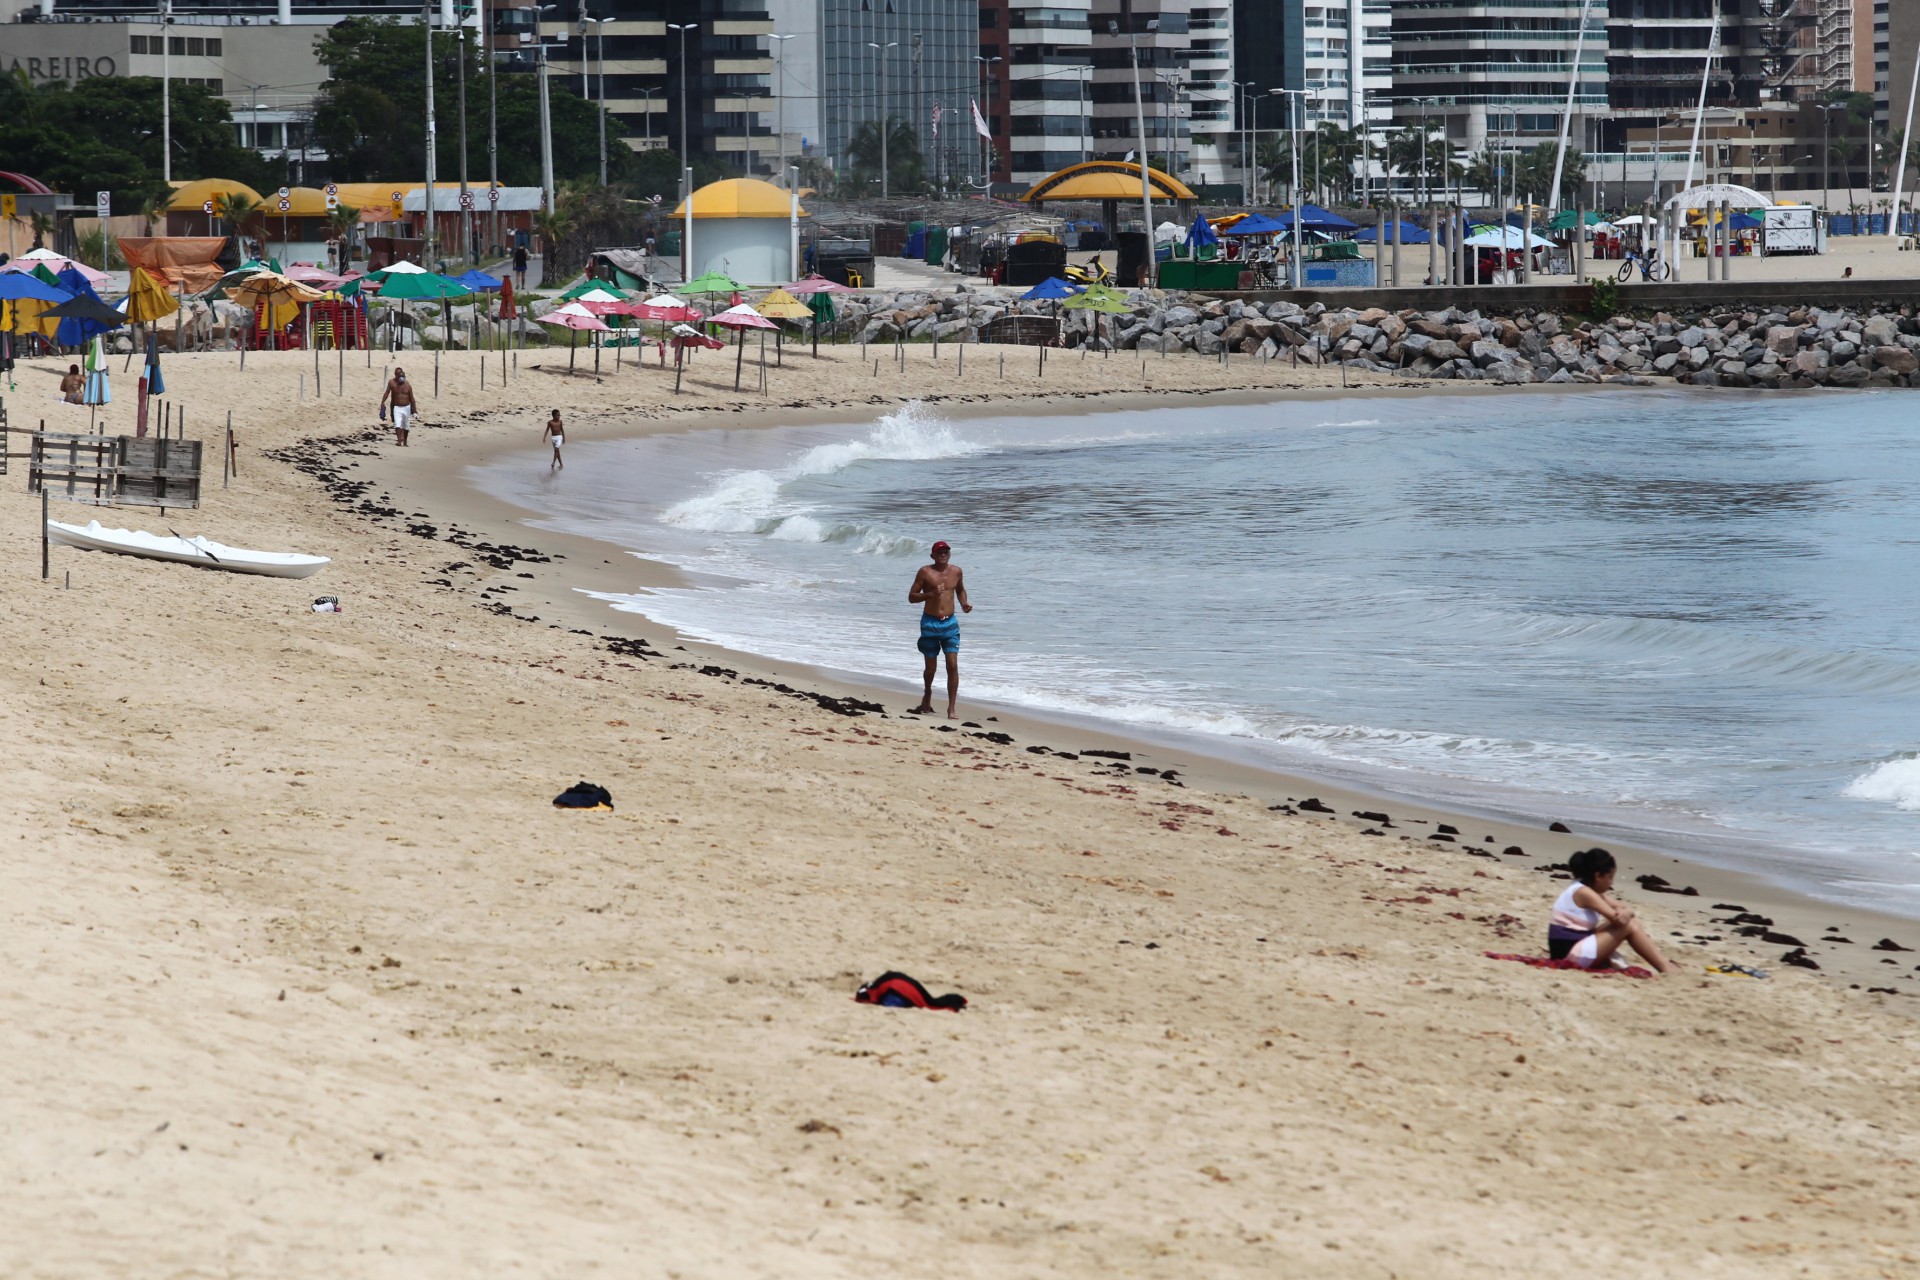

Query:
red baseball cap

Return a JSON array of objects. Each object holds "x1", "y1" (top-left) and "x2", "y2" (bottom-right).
[{"x1": 931, "y1": 540, "x2": 950, "y2": 552}]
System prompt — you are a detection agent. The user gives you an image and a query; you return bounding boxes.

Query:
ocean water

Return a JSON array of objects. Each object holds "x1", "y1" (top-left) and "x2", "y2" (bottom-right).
[{"x1": 473, "y1": 389, "x2": 1920, "y2": 913}]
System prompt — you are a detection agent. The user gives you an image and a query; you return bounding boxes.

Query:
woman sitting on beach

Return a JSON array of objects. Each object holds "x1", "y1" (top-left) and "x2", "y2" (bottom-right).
[
  {"x1": 59, "y1": 364, "x2": 83, "y2": 404},
  {"x1": 1548, "y1": 848, "x2": 1676, "y2": 975}
]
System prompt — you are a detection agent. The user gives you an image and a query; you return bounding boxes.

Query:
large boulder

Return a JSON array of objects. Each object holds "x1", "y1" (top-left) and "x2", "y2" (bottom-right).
[
  {"x1": 1873, "y1": 344, "x2": 1919, "y2": 375},
  {"x1": 1863, "y1": 314, "x2": 1900, "y2": 347}
]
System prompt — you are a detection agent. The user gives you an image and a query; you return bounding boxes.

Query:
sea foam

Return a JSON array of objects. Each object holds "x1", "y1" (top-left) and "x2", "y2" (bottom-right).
[
  {"x1": 661, "y1": 401, "x2": 977, "y2": 548},
  {"x1": 1843, "y1": 757, "x2": 1920, "y2": 811}
]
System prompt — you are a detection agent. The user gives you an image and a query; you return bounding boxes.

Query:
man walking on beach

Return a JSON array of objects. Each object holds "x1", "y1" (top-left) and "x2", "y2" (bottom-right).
[
  {"x1": 512, "y1": 242, "x2": 530, "y2": 291},
  {"x1": 379, "y1": 367, "x2": 416, "y2": 447},
  {"x1": 543, "y1": 409, "x2": 565, "y2": 471},
  {"x1": 909, "y1": 540, "x2": 971, "y2": 718}
]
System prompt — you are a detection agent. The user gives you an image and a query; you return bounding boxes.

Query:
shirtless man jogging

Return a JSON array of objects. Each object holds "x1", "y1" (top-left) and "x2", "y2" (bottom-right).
[
  {"x1": 378, "y1": 367, "x2": 417, "y2": 447},
  {"x1": 908, "y1": 540, "x2": 971, "y2": 718}
]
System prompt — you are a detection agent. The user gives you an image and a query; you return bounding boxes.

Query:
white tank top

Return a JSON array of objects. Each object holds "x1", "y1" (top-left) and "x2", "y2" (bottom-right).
[{"x1": 1550, "y1": 882, "x2": 1603, "y2": 932}]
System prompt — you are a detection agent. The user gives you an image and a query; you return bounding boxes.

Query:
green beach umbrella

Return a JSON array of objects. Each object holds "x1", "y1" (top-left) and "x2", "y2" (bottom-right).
[
  {"x1": 684, "y1": 270, "x2": 743, "y2": 297},
  {"x1": 375, "y1": 271, "x2": 471, "y2": 301},
  {"x1": 1060, "y1": 281, "x2": 1132, "y2": 348},
  {"x1": 560, "y1": 278, "x2": 629, "y2": 302},
  {"x1": 1548, "y1": 209, "x2": 1607, "y2": 232}
]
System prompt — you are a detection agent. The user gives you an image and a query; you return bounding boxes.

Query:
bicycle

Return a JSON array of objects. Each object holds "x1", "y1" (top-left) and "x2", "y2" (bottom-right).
[{"x1": 1616, "y1": 249, "x2": 1673, "y2": 283}]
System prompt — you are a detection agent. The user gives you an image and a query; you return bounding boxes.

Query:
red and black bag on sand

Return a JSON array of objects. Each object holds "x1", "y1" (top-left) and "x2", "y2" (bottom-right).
[{"x1": 853, "y1": 971, "x2": 968, "y2": 1011}]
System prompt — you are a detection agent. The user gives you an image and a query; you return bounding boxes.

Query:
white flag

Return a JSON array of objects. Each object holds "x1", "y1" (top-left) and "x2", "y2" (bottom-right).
[
  {"x1": 932, "y1": 102, "x2": 942, "y2": 138},
  {"x1": 971, "y1": 98, "x2": 991, "y2": 140}
]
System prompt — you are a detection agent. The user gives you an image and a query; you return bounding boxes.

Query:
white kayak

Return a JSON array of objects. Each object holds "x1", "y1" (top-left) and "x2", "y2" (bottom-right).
[{"x1": 47, "y1": 519, "x2": 331, "y2": 579}]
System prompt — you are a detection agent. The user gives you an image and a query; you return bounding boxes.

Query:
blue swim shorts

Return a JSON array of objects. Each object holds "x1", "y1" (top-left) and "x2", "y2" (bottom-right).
[{"x1": 917, "y1": 613, "x2": 960, "y2": 656}]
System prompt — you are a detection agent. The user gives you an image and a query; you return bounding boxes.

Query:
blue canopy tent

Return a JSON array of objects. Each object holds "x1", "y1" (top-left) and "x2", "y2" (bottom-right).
[
  {"x1": 1021, "y1": 277, "x2": 1082, "y2": 300},
  {"x1": 1273, "y1": 204, "x2": 1359, "y2": 234},
  {"x1": 1352, "y1": 220, "x2": 1433, "y2": 244}
]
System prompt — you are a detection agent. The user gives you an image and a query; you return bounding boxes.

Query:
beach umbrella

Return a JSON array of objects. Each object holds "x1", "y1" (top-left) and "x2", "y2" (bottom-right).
[
  {"x1": 754, "y1": 288, "x2": 813, "y2": 320},
  {"x1": 82, "y1": 334, "x2": 110, "y2": 406},
  {"x1": 6, "y1": 247, "x2": 112, "y2": 287},
  {"x1": 1352, "y1": 220, "x2": 1433, "y2": 245},
  {"x1": 538, "y1": 302, "x2": 609, "y2": 372},
  {"x1": 124, "y1": 266, "x2": 178, "y2": 323},
  {"x1": 1463, "y1": 225, "x2": 1553, "y2": 249},
  {"x1": 226, "y1": 270, "x2": 328, "y2": 346},
  {"x1": 48, "y1": 268, "x2": 126, "y2": 346},
  {"x1": 1060, "y1": 280, "x2": 1133, "y2": 348},
  {"x1": 455, "y1": 268, "x2": 504, "y2": 292},
  {"x1": 1220, "y1": 212, "x2": 1288, "y2": 236},
  {"x1": 1547, "y1": 209, "x2": 1608, "y2": 232},
  {"x1": 683, "y1": 270, "x2": 743, "y2": 297},
  {"x1": 707, "y1": 304, "x2": 777, "y2": 390},
  {"x1": 8, "y1": 263, "x2": 69, "y2": 340},
  {"x1": 144, "y1": 327, "x2": 166, "y2": 397},
  {"x1": 1022, "y1": 276, "x2": 1081, "y2": 301},
  {"x1": 560, "y1": 279, "x2": 627, "y2": 303},
  {"x1": 633, "y1": 292, "x2": 697, "y2": 321},
  {"x1": 1188, "y1": 212, "x2": 1220, "y2": 250},
  {"x1": 785, "y1": 272, "x2": 854, "y2": 295},
  {"x1": 372, "y1": 259, "x2": 429, "y2": 276},
  {"x1": 373, "y1": 271, "x2": 473, "y2": 351},
  {"x1": 0, "y1": 271, "x2": 73, "y2": 304}
]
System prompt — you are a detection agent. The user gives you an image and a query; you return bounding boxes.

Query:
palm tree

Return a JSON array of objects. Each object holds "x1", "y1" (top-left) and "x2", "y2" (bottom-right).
[
  {"x1": 214, "y1": 191, "x2": 264, "y2": 257},
  {"x1": 1310, "y1": 122, "x2": 1365, "y2": 204},
  {"x1": 28, "y1": 210, "x2": 51, "y2": 251},
  {"x1": 137, "y1": 188, "x2": 172, "y2": 237},
  {"x1": 1256, "y1": 132, "x2": 1296, "y2": 203},
  {"x1": 848, "y1": 119, "x2": 926, "y2": 195}
]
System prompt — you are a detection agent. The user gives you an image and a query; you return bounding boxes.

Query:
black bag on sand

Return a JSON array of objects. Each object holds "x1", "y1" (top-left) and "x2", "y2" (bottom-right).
[{"x1": 553, "y1": 781, "x2": 614, "y2": 810}]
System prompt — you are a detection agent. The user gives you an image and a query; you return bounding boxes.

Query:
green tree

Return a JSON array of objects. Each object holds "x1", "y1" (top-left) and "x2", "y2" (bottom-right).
[
  {"x1": 847, "y1": 118, "x2": 925, "y2": 194},
  {"x1": 0, "y1": 71, "x2": 274, "y2": 208},
  {"x1": 312, "y1": 17, "x2": 637, "y2": 188}
]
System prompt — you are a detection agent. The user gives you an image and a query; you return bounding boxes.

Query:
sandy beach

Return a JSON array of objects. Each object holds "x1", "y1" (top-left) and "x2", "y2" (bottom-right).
[{"x1": 5, "y1": 337, "x2": 1920, "y2": 1278}]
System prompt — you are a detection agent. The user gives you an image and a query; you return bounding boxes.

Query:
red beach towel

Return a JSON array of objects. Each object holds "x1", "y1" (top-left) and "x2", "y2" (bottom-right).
[{"x1": 1484, "y1": 951, "x2": 1654, "y2": 980}]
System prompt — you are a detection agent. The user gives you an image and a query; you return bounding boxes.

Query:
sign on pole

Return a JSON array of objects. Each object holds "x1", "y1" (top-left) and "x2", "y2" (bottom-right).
[
  {"x1": 95, "y1": 190, "x2": 111, "y2": 218},
  {"x1": 389, "y1": 193, "x2": 404, "y2": 219},
  {"x1": 202, "y1": 199, "x2": 214, "y2": 215},
  {"x1": 460, "y1": 190, "x2": 474, "y2": 210},
  {"x1": 325, "y1": 183, "x2": 339, "y2": 197},
  {"x1": 1, "y1": 194, "x2": 15, "y2": 218},
  {"x1": 278, "y1": 197, "x2": 291, "y2": 212},
  {"x1": 278, "y1": 186, "x2": 290, "y2": 199},
  {"x1": 487, "y1": 186, "x2": 500, "y2": 204}
]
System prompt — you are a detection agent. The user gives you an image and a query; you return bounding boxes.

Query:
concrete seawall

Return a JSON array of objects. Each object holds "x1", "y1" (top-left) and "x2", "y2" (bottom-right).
[{"x1": 1223, "y1": 279, "x2": 1920, "y2": 314}]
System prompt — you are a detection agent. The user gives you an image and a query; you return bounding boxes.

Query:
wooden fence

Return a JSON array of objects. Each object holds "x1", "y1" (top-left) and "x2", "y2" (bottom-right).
[{"x1": 29, "y1": 431, "x2": 202, "y2": 509}]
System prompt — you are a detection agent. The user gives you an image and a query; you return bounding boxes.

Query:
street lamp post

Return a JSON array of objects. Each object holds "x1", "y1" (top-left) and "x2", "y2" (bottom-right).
[
  {"x1": 1232, "y1": 79, "x2": 1256, "y2": 200},
  {"x1": 486, "y1": 0, "x2": 500, "y2": 254},
  {"x1": 1080, "y1": 64, "x2": 1092, "y2": 164},
  {"x1": 1819, "y1": 101, "x2": 1846, "y2": 211},
  {"x1": 1114, "y1": 17, "x2": 1157, "y2": 281},
  {"x1": 458, "y1": 1, "x2": 471, "y2": 262},
  {"x1": 1272, "y1": 87, "x2": 1306, "y2": 282},
  {"x1": 640, "y1": 85, "x2": 658, "y2": 151},
  {"x1": 582, "y1": 16, "x2": 610, "y2": 186},
  {"x1": 770, "y1": 33, "x2": 796, "y2": 184},
  {"x1": 669, "y1": 21, "x2": 698, "y2": 190},
  {"x1": 537, "y1": 5, "x2": 558, "y2": 216},
  {"x1": 423, "y1": 0, "x2": 439, "y2": 264},
  {"x1": 868, "y1": 40, "x2": 899, "y2": 197},
  {"x1": 160, "y1": 0, "x2": 172, "y2": 184}
]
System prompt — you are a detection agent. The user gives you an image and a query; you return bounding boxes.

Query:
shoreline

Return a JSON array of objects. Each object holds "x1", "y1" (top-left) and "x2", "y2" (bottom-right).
[
  {"x1": 363, "y1": 380, "x2": 1920, "y2": 988},
  {"x1": 11, "y1": 344, "x2": 1920, "y2": 1276}
]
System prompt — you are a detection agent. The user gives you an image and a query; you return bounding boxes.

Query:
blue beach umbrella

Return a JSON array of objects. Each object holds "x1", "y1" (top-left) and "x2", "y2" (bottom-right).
[
  {"x1": 144, "y1": 328, "x2": 166, "y2": 397},
  {"x1": 1220, "y1": 213, "x2": 1287, "y2": 236},
  {"x1": 454, "y1": 268, "x2": 504, "y2": 292},
  {"x1": 1188, "y1": 213, "x2": 1219, "y2": 250},
  {"x1": 1022, "y1": 276, "x2": 1082, "y2": 301},
  {"x1": 51, "y1": 267, "x2": 124, "y2": 346},
  {"x1": 0, "y1": 271, "x2": 72, "y2": 304}
]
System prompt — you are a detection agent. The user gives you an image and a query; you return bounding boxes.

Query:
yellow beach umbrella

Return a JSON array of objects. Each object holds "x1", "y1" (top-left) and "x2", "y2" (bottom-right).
[
  {"x1": 227, "y1": 270, "x2": 326, "y2": 332},
  {"x1": 754, "y1": 288, "x2": 813, "y2": 320},
  {"x1": 125, "y1": 266, "x2": 180, "y2": 323}
]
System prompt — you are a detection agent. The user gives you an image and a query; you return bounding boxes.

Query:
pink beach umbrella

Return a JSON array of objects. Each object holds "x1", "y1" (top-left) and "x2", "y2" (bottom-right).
[
  {"x1": 538, "y1": 302, "x2": 610, "y2": 373},
  {"x1": 783, "y1": 272, "x2": 855, "y2": 295},
  {"x1": 708, "y1": 304, "x2": 779, "y2": 391}
]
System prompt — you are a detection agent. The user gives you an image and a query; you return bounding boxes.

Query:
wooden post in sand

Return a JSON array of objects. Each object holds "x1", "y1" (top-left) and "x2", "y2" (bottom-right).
[
  {"x1": 223, "y1": 411, "x2": 231, "y2": 489},
  {"x1": 41, "y1": 487, "x2": 49, "y2": 580},
  {"x1": 434, "y1": 347, "x2": 441, "y2": 398}
]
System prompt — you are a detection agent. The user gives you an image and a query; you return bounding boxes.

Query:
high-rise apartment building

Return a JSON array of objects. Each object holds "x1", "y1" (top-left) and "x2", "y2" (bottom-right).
[
  {"x1": 536, "y1": 0, "x2": 775, "y2": 174},
  {"x1": 1228, "y1": 1, "x2": 1386, "y2": 194},
  {"x1": 1392, "y1": 0, "x2": 1605, "y2": 163},
  {"x1": 1087, "y1": 0, "x2": 1192, "y2": 182}
]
